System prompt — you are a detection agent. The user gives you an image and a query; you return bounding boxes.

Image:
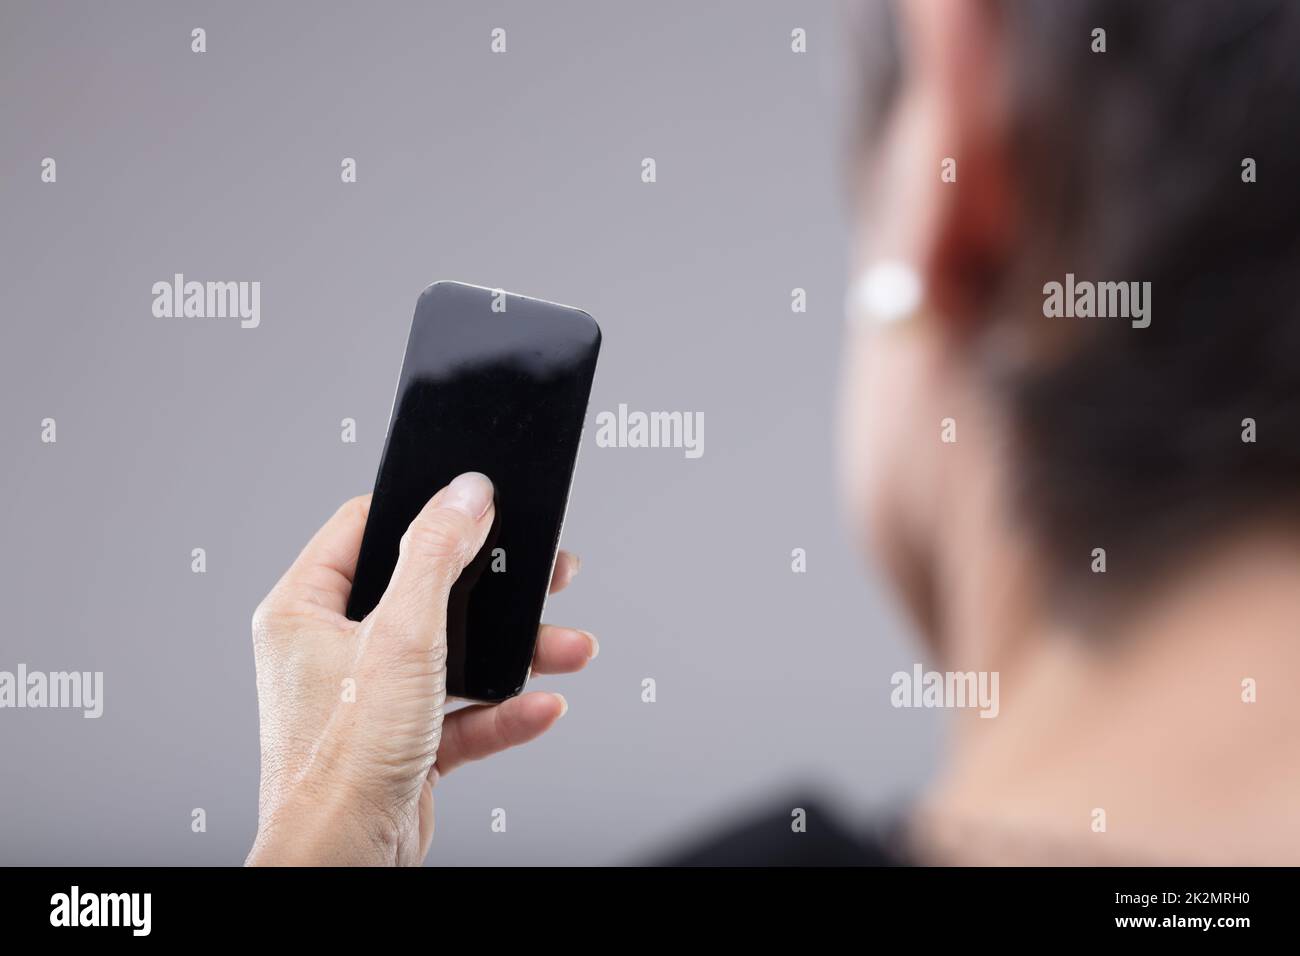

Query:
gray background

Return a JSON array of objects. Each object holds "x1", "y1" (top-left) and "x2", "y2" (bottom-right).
[{"x1": 0, "y1": 0, "x2": 935, "y2": 865}]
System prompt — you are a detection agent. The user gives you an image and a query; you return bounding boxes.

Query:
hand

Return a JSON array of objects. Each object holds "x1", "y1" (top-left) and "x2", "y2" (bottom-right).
[{"x1": 245, "y1": 472, "x2": 597, "y2": 866}]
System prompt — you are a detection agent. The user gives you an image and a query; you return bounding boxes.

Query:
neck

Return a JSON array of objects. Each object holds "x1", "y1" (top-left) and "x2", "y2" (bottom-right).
[{"x1": 919, "y1": 482, "x2": 1300, "y2": 864}]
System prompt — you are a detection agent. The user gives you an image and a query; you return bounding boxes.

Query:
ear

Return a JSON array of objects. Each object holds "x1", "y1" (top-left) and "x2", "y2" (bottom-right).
[{"x1": 903, "y1": 0, "x2": 1018, "y2": 331}]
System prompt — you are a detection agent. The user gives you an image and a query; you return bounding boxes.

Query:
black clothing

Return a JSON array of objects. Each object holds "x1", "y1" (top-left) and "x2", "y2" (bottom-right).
[{"x1": 652, "y1": 796, "x2": 910, "y2": 866}]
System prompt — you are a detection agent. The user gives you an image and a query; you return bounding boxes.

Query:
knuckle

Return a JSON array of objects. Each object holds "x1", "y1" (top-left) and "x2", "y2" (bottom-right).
[
  {"x1": 365, "y1": 615, "x2": 449, "y2": 668},
  {"x1": 250, "y1": 598, "x2": 281, "y2": 646},
  {"x1": 344, "y1": 493, "x2": 371, "y2": 523},
  {"x1": 401, "y1": 511, "x2": 474, "y2": 565},
  {"x1": 362, "y1": 615, "x2": 404, "y2": 650},
  {"x1": 494, "y1": 700, "x2": 526, "y2": 745}
]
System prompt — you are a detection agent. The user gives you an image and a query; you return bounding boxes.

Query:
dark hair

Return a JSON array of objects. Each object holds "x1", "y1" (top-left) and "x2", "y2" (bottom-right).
[{"x1": 859, "y1": 0, "x2": 1300, "y2": 598}]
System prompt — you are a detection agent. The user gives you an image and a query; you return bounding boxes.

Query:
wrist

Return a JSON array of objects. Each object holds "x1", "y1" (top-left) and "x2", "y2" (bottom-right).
[{"x1": 247, "y1": 786, "x2": 398, "y2": 866}]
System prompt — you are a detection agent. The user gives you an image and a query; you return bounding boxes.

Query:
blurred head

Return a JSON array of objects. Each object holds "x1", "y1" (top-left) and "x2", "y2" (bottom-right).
[{"x1": 839, "y1": 0, "x2": 1300, "y2": 647}]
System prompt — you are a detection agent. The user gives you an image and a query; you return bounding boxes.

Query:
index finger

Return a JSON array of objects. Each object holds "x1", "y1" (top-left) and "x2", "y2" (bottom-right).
[{"x1": 270, "y1": 494, "x2": 371, "y2": 615}]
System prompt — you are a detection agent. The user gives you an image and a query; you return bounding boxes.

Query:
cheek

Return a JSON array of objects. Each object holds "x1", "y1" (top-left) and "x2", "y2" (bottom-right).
[
  {"x1": 837, "y1": 330, "x2": 929, "y2": 566},
  {"x1": 838, "y1": 332, "x2": 891, "y2": 546}
]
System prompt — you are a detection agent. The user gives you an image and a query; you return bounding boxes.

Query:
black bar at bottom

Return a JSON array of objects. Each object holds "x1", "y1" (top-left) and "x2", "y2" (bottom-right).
[{"x1": 0, "y1": 865, "x2": 1286, "y2": 941}]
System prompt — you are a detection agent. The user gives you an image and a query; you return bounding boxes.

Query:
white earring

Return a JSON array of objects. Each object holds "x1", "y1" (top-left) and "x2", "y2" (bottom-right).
[{"x1": 846, "y1": 259, "x2": 922, "y2": 328}]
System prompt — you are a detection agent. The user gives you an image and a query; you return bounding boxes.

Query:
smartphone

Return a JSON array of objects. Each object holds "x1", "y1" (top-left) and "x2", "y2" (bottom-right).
[{"x1": 345, "y1": 280, "x2": 601, "y2": 702}]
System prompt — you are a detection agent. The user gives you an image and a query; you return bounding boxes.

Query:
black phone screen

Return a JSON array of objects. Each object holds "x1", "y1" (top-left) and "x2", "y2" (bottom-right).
[{"x1": 345, "y1": 281, "x2": 601, "y2": 702}]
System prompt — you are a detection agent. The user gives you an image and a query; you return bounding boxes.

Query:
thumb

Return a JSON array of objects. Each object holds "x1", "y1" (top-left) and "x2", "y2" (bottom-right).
[{"x1": 371, "y1": 472, "x2": 495, "y2": 651}]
